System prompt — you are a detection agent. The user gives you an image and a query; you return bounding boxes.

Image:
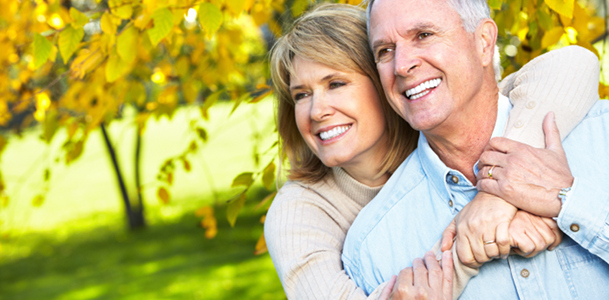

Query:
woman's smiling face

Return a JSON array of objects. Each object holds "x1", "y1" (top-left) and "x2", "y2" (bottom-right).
[{"x1": 290, "y1": 56, "x2": 389, "y2": 172}]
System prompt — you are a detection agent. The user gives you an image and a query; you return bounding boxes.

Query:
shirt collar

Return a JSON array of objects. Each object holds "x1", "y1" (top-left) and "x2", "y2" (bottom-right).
[{"x1": 417, "y1": 93, "x2": 513, "y2": 199}]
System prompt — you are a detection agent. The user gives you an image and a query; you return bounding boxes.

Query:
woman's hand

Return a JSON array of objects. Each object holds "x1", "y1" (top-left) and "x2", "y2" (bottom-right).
[{"x1": 380, "y1": 251, "x2": 453, "y2": 300}]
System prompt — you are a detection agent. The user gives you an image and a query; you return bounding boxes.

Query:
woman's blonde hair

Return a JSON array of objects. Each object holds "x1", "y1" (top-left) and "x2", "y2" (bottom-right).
[{"x1": 270, "y1": 3, "x2": 418, "y2": 183}]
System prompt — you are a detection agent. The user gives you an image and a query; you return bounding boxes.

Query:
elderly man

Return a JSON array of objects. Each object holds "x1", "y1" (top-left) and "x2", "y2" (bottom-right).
[{"x1": 342, "y1": 0, "x2": 609, "y2": 298}]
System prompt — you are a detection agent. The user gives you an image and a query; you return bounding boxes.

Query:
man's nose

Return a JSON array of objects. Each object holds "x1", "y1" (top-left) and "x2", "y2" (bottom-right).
[
  {"x1": 394, "y1": 46, "x2": 421, "y2": 77},
  {"x1": 310, "y1": 93, "x2": 334, "y2": 121}
]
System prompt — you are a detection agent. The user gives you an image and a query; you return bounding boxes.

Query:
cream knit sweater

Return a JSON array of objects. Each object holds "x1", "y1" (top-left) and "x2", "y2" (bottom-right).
[{"x1": 265, "y1": 46, "x2": 600, "y2": 300}]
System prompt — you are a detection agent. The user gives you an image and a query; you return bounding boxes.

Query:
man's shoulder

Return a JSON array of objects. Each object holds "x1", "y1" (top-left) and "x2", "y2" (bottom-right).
[{"x1": 583, "y1": 100, "x2": 609, "y2": 120}]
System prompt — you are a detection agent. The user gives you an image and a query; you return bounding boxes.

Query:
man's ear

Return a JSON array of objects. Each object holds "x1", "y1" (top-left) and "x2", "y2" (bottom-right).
[{"x1": 476, "y1": 19, "x2": 498, "y2": 68}]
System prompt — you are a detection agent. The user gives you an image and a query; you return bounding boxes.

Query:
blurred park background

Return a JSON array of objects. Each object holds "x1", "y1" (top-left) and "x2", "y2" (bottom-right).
[{"x1": 0, "y1": 0, "x2": 608, "y2": 299}]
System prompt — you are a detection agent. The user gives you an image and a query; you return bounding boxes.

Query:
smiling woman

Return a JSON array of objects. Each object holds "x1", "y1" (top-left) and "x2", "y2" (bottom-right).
[{"x1": 291, "y1": 57, "x2": 390, "y2": 186}]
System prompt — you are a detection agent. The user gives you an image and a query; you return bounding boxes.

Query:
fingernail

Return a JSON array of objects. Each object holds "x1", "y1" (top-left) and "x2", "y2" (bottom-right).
[
  {"x1": 548, "y1": 246, "x2": 555, "y2": 251},
  {"x1": 502, "y1": 254, "x2": 508, "y2": 259}
]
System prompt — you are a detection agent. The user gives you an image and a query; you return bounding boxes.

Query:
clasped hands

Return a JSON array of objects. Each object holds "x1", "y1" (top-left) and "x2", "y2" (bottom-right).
[{"x1": 443, "y1": 112, "x2": 573, "y2": 267}]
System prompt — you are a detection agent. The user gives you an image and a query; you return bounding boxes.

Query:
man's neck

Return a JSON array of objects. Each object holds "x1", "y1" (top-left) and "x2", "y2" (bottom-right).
[{"x1": 424, "y1": 91, "x2": 499, "y2": 184}]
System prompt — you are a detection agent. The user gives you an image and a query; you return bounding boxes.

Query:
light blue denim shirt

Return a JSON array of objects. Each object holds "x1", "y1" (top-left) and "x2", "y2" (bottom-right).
[{"x1": 342, "y1": 95, "x2": 609, "y2": 299}]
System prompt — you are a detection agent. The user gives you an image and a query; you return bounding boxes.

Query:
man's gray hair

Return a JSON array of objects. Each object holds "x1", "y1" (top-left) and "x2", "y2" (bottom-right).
[{"x1": 365, "y1": 0, "x2": 502, "y2": 81}]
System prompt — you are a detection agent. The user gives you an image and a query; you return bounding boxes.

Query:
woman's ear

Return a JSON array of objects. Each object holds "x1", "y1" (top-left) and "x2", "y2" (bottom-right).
[{"x1": 476, "y1": 19, "x2": 498, "y2": 68}]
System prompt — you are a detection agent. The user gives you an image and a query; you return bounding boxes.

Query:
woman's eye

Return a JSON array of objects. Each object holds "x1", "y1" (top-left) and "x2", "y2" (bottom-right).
[
  {"x1": 293, "y1": 92, "x2": 308, "y2": 101},
  {"x1": 329, "y1": 82, "x2": 345, "y2": 89},
  {"x1": 418, "y1": 32, "x2": 432, "y2": 39}
]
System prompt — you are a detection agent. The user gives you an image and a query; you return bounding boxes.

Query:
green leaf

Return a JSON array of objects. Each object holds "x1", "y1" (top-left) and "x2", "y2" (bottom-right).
[
  {"x1": 544, "y1": 0, "x2": 574, "y2": 18},
  {"x1": 255, "y1": 191, "x2": 277, "y2": 210},
  {"x1": 70, "y1": 7, "x2": 90, "y2": 29},
  {"x1": 59, "y1": 26, "x2": 85, "y2": 63},
  {"x1": 199, "y1": 3, "x2": 223, "y2": 38},
  {"x1": 117, "y1": 26, "x2": 137, "y2": 63},
  {"x1": 196, "y1": 127, "x2": 208, "y2": 142},
  {"x1": 147, "y1": 8, "x2": 174, "y2": 46},
  {"x1": 291, "y1": 0, "x2": 309, "y2": 17},
  {"x1": 227, "y1": 193, "x2": 246, "y2": 227},
  {"x1": 488, "y1": 0, "x2": 503, "y2": 10},
  {"x1": 33, "y1": 33, "x2": 52, "y2": 69},
  {"x1": 200, "y1": 90, "x2": 222, "y2": 120},
  {"x1": 230, "y1": 93, "x2": 250, "y2": 116},
  {"x1": 41, "y1": 30, "x2": 56, "y2": 37},
  {"x1": 262, "y1": 161, "x2": 276, "y2": 190},
  {"x1": 536, "y1": 8, "x2": 554, "y2": 31},
  {"x1": 231, "y1": 172, "x2": 254, "y2": 188},
  {"x1": 105, "y1": 52, "x2": 130, "y2": 82}
]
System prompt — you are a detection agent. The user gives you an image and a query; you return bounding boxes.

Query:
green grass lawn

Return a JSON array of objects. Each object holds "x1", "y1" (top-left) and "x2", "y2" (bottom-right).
[{"x1": 0, "y1": 98, "x2": 285, "y2": 299}]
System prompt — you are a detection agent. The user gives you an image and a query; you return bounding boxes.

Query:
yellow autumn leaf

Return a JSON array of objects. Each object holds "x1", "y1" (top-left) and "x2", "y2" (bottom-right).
[
  {"x1": 59, "y1": 25, "x2": 85, "y2": 63},
  {"x1": 544, "y1": 0, "x2": 574, "y2": 18},
  {"x1": 226, "y1": 0, "x2": 246, "y2": 16},
  {"x1": 117, "y1": 26, "x2": 137, "y2": 63},
  {"x1": 105, "y1": 52, "x2": 130, "y2": 82},
  {"x1": 147, "y1": 8, "x2": 174, "y2": 46},
  {"x1": 199, "y1": 3, "x2": 223, "y2": 38},
  {"x1": 70, "y1": 7, "x2": 89, "y2": 28},
  {"x1": 100, "y1": 12, "x2": 117, "y2": 34},
  {"x1": 254, "y1": 233, "x2": 267, "y2": 255},
  {"x1": 541, "y1": 27, "x2": 565, "y2": 49},
  {"x1": 32, "y1": 194, "x2": 45, "y2": 206},
  {"x1": 158, "y1": 187, "x2": 170, "y2": 204}
]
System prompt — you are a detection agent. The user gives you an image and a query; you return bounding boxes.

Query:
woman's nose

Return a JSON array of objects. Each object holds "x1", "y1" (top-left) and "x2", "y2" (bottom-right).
[{"x1": 310, "y1": 93, "x2": 334, "y2": 121}]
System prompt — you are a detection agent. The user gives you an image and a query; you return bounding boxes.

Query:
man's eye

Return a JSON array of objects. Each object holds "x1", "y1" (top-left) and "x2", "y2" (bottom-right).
[
  {"x1": 329, "y1": 82, "x2": 345, "y2": 89},
  {"x1": 375, "y1": 48, "x2": 394, "y2": 63},
  {"x1": 418, "y1": 32, "x2": 432, "y2": 39}
]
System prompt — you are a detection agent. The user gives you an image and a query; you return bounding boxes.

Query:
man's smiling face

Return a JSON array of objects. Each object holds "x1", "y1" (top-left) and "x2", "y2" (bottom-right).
[{"x1": 369, "y1": 0, "x2": 488, "y2": 135}]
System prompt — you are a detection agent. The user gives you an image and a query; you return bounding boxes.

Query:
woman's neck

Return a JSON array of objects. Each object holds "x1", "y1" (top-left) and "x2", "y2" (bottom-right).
[{"x1": 342, "y1": 162, "x2": 389, "y2": 187}]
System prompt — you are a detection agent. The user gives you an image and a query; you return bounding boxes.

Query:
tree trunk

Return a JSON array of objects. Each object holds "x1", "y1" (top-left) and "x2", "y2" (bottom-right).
[
  {"x1": 133, "y1": 123, "x2": 146, "y2": 227},
  {"x1": 100, "y1": 123, "x2": 146, "y2": 230}
]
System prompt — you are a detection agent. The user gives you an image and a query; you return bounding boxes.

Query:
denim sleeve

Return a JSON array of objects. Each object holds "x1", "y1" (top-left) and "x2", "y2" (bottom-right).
[{"x1": 558, "y1": 177, "x2": 609, "y2": 263}]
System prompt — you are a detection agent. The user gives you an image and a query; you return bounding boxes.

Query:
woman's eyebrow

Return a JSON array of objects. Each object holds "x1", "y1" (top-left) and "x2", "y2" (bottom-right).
[{"x1": 289, "y1": 73, "x2": 342, "y2": 91}]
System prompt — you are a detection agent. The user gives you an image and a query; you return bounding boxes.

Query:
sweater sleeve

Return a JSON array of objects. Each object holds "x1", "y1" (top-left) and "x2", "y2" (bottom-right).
[
  {"x1": 500, "y1": 45, "x2": 599, "y2": 147},
  {"x1": 265, "y1": 183, "x2": 384, "y2": 300}
]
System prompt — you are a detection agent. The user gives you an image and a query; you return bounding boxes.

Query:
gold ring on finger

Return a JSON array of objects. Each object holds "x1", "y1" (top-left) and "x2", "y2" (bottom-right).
[{"x1": 488, "y1": 165, "x2": 496, "y2": 180}]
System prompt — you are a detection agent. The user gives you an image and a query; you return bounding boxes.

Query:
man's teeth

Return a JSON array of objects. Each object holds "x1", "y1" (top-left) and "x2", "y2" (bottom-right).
[
  {"x1": 320, "y1": 125, "x2": 351, "y2": 141},
  {"x1": 406, "y1": 78, "x2": 441, "y2": 99}
]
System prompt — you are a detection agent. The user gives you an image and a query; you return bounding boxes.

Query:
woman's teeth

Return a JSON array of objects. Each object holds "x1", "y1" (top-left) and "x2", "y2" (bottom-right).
[
  {"x1": 320, "y1": 125, "x2": 351, "y2": 141},
  {"x1": 406, "y1": 78, "x2": 441, "y2": 99}
]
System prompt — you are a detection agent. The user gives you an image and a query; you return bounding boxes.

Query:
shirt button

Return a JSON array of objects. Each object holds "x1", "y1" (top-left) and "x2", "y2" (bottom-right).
[
  {"x1": 451, "y1": 175, "x2": 459, "y2": 184},
  {"x1": 521, "y1": 269, "x2": 530, "y2": 278},
  {"x1": 514, "y1": 120, "x2": 524, "y2": 128},
  {"x1": 449, "y1": 200, "x2": 454, "y2": 207},
  {"x1": 570, "y1": 224, "x2": 580, "y2": 232},
  {"x1": 526, "y1": 101, "x2": 536, "y2": 109}
]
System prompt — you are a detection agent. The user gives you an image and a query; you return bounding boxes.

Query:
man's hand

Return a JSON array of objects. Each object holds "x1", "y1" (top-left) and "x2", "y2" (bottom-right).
[
  {"x1": 477, "y1": 112, "x2": 573, "y2": 218},
  {"x1": 509, "y1": 210, "x2": 562, "y2": 257},
  {"x1": 383, "y1": 251, "x2": 453, "y2": 300},
  {"x1": 445, "y1": 192, "x2": 517, "y2": 268},
  {"x1": 441, "y1": 203, "x2": 563, "y2": 267}
]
